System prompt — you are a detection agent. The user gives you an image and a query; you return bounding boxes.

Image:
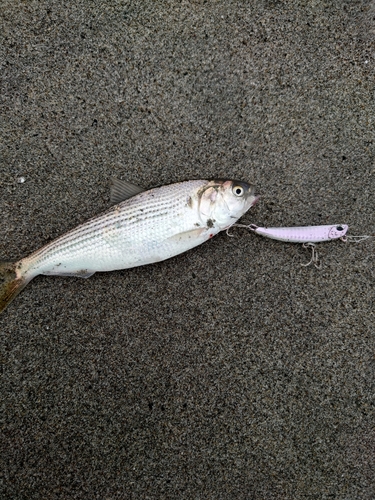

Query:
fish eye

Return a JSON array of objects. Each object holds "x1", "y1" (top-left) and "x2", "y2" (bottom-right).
[
  {"x1": 336, "y1": 225, "x2": 344, "y2": 231},
  {"x1": 233, "y1": 185, "x2": 244, "y2": 197}
]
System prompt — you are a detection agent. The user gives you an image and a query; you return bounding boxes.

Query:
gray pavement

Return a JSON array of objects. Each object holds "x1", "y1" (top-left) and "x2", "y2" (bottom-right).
[{"x1": 1, "y1": 1, "x2": 374, "y2": 498}]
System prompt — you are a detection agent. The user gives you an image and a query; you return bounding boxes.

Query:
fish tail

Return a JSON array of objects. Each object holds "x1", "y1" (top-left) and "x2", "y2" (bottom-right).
[{"x1": 0, "y1": 261, "x2": 30, "y2": 314}]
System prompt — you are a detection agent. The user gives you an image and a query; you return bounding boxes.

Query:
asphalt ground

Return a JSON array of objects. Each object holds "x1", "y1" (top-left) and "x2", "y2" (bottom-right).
[{"x1": 1, "y1": 1, "x2": 374, "y2": 498}]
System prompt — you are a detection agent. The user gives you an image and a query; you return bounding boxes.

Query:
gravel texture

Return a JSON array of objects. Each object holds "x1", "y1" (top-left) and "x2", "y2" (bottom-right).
[{"x1": 1, "y1": 1, "x2": 374, "y2": 498}]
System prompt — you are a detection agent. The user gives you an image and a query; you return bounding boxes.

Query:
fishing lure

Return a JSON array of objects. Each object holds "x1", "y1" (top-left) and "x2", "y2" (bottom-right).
[
  {"x1": 244, "y1": 224, "x2": 349, "y2": 243},
  {"x1": 231, "y1": 223, "x2": 370, "y2": 268}
]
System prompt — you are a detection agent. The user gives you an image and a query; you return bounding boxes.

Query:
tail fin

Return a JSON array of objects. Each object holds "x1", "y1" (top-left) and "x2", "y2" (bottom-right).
[{"x1": 0, "y1": 262, "x2": 29, "y2": 314}]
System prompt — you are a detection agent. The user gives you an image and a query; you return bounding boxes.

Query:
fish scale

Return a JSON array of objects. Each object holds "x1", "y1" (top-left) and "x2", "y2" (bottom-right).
[{"x1": 23, "y1": 180, "x2": 207, "y2": 277}]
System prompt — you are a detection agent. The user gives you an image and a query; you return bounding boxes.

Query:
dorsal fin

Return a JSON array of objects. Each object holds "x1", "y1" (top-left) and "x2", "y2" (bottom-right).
[{"x1": 110, "y1": 178, "x2": 145, "y2": 204}]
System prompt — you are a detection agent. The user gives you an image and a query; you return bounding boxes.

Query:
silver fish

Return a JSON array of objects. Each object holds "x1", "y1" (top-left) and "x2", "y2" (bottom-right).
[{"x1": 0, "y1": 178, "x2": 258, "y2": 313}]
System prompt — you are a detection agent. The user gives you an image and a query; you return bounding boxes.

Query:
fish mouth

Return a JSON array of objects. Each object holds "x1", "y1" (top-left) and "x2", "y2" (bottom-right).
[
  {"x1": 248, "y1": 184, "x2": 260, "y2": 206},
  {"x1": 251, "y1": 195, "x2": 260, "y2": 206}
]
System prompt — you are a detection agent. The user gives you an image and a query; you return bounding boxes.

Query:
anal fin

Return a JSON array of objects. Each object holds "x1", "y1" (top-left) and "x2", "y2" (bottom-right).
[{"x1": 42, "y1": 270, "x2": 95, "y2": 279}]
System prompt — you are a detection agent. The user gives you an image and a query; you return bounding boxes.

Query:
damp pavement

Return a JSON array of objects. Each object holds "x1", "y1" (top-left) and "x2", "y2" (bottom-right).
[{"x1": 1, "y1": 1, "x2": 374, "y2": 498}]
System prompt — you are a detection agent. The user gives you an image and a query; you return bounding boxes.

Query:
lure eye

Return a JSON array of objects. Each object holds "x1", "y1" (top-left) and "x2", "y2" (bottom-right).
[
  {"x1": 233, "y1": 185, "x2": 244, "y2": 197},
  {"x1": 336, "y1": 226, "x2": 344, "y2": 231}
]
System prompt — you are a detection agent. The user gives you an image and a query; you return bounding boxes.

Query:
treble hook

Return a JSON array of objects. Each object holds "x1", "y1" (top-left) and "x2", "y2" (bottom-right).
[{"x1": 301, "y1": 242, "x2": 321, "y2": 269}]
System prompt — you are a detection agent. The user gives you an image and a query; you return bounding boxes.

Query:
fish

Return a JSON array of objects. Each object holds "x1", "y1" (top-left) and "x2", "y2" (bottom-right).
[{"x1": 0, "y1": 178, "x2": 258, "y2": 313}]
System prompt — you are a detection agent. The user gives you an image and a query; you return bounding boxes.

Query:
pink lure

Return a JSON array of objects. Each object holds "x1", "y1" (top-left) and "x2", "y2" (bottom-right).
[{"x1": 247, "y1": 224, "x2": 348, "y2": 243}]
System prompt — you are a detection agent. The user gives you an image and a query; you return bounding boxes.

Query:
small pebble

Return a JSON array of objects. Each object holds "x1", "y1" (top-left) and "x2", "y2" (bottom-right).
[{"x1": 17, "y1": 176, "x2": 26, "y2": 183}]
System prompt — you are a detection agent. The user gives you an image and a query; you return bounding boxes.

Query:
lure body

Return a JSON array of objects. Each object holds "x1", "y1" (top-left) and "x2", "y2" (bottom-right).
[{"x1": 249, "y1": 224, "x2": 348, "y2": 243}]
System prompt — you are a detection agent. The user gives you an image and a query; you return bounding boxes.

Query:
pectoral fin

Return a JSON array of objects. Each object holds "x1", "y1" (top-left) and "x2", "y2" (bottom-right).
[
  {"x1": 168, "y1": 228, "x2": 207, "y2": 243},
  {"x1": 110, "y1": 178, "x2": 145, "y2": 204}
]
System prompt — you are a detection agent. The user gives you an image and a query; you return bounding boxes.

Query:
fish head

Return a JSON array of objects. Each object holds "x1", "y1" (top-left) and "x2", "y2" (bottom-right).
[{"x1": 198, "y1": 180, "x2": 258, "y2": 229}]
